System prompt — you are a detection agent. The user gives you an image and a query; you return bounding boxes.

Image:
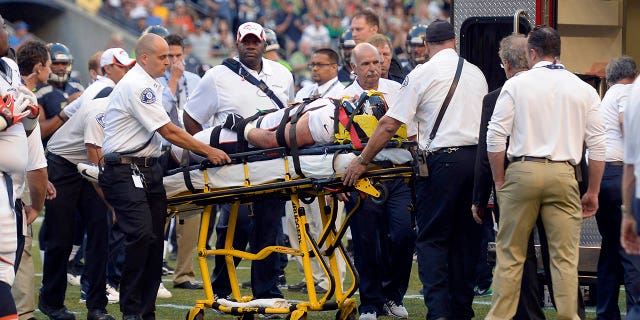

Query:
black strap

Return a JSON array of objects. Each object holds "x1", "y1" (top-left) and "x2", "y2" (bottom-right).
[
  {"x1": 288, "y1": 104, "x2": 308, "y2": 178},
  {"x1": 429, "y1": 57, "x2": 464, "y2": 141},
  {"x1": 275, "y1": 107, "x2": 293, "y2": 148},
  {"x1": 3, "y1": 173, "x2": 14, "y2": 213},
  {"x1": 222, "y1": 58, "x2": 286, "y2": 109},
  {"x1": 180, "y1": 148, "x2": 197, "y2": 193},
  {"x1": 93, "y1": 86, "x2": 114, "y2": 99}
]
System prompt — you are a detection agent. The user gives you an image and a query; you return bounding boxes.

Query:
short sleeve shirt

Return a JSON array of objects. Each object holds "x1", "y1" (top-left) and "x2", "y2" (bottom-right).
[
  {"x1": 63, "y1": 76, "x2": 115, "y2": 118},
  {"x1": 102, "y1": 64, "x2": 170, "y2": 157},
  {"x1": 599, "y1": 83, "x2": 630, "y2": 162},
  {"x1": 184, "y1": 57, "x2": 294, "y2": 128},
  {"x1": 47, "y1": 96, "x2": 110, "y2": 164},
  {"x1": 385, "y1": 48, "x2": 488, "y2": 150}
]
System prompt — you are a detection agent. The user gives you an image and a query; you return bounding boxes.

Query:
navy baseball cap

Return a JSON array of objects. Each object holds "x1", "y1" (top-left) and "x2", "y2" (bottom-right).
[{"x1": 425, "y1": 20, "x2": 455, "y2": 42}]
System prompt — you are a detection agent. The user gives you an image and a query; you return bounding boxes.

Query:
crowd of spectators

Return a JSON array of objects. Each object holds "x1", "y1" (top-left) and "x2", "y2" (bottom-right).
[{"x1": 81, "y1": 0, "x2": 450, "y2": 85}]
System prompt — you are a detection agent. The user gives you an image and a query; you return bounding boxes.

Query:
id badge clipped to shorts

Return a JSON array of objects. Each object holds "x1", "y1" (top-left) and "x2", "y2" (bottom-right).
[{"x1": 417, "y1": 150, "x2": 429, "y2": 177}]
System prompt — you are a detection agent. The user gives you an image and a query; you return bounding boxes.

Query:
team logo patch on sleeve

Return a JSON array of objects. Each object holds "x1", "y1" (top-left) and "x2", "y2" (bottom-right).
[
  {"x1": 140, "y1": 88, "x2": 156, "y2": 104},
  {"x1": 401, "y1": 75, "x2": 409, "y2": 88},
  {"x1": 96, "y1": 113, "x2": 105, "y2": 128}
]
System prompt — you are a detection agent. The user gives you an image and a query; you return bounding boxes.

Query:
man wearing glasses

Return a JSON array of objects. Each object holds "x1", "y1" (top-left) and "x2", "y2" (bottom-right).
[{"x1": 295, "y1": 48, "x2": 344, "y2": 102}]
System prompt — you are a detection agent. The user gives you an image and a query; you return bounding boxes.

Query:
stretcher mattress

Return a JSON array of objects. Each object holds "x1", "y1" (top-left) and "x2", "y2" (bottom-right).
[{"x1": 78, "y1": 149, "x2": 412, "y2": 198}]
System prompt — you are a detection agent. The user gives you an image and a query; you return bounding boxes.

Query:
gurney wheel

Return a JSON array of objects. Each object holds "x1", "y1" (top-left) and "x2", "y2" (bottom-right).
[
  {"x1": 370, "y1": 184, "x2": 388, "y2": 205},
  {"x1": 335, "y1": 308, "x2": 357, "y2": 320},
  {"x1": 185, "y1": 309, "x2": 204, "y2": 320},
  {"x1": 286, "y1": 310, "x2": 307, "y2": 320},
  {"x1": 237, "y1": 314, "x2": 254, "y2": 320}
]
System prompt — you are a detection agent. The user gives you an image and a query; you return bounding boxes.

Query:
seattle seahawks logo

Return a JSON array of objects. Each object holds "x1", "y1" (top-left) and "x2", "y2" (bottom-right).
[
  {"x1": 140, "y1": 88, "x2": 156, "y2": 104},
  {"x1": 95, "y1": 113, "x2": 105, "y2": 128}
]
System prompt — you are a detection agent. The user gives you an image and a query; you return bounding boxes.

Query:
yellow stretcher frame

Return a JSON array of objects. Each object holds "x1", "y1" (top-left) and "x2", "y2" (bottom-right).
[{"x1": 166, "y1": 145, "x2": 417, "y2": 320}]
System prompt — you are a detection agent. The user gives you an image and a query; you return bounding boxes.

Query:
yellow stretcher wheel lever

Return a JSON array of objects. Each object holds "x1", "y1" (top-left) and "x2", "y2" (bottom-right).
[{"x1": 354, "y1": 178, "x2": 380, "y2": 198}]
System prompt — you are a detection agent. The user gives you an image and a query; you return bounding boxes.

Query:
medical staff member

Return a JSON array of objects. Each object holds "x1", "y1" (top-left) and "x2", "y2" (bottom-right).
[
  {"x1": 342, "y1": 43, "x2": 415, "y2": 320},
  {"x1": 182, "y1": 22, "x2": 294, "y2": 300},
  {"x1": 343, "y1": 20, "x2": 488, "y2": 320},
  {"x1": 99, "y1": 33, "x2": 229, "y2": 319},
  {"x1": 39, "y1": 48, "x2": 136, "y2": 320}
]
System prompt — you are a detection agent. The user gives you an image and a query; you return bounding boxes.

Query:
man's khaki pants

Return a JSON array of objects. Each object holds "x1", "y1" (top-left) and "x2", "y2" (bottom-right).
[
  {"x1": 487, "y1": 161, "x2": 582, "y2": 320},
  {"x1": 285, "y1": 199, "x2": 346, "y2": 290},
  {"x1": 173, "y1": 214, "x2": 200, "y2": 285}
]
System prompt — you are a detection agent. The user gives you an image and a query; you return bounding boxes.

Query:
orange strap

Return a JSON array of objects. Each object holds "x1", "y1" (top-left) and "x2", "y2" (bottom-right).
[{"x1": 338, "y1": 107, "x2": 363, "y2": 150}]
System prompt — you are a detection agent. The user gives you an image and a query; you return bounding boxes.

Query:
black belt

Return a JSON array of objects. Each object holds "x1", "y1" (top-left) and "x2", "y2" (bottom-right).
[
  {"x1": 606, "y1": 161, "x2": 624, "y2": 167},
  {"x1": 430, "y1": 145, "x2": 476, "y2": 154},
  {"x1": 117, "y1": 156, "x2": 158, "y2": 167},
  {"x1": 514, "y1": 156, "x2": 568, "y2": 164}
]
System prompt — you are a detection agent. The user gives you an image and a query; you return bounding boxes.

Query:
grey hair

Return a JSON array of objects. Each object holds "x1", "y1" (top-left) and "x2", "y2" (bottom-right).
[
  {"x1": 606, "y1": 56, "x2": 637, "y2": 85},
  {"x1": 499, "y1": 34, "x2": 528, "y2": 70}
]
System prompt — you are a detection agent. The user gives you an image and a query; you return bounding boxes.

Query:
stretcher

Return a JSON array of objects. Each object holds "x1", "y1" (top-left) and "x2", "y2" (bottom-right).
[{"x1": 79, "y1": 142, "x2": 417, "y2": 319}]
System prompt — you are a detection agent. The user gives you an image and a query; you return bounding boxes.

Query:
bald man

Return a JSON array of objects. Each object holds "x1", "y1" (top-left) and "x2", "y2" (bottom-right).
[{"x1": 99, "y1": 33, "x2": 229, "y2": 319}]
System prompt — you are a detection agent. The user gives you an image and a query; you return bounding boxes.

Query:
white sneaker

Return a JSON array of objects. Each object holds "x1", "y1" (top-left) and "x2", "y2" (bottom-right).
[
  {"x1": 157, "y1": 283, "x2": 172, "y2": 299},
  {"x1": 67, "y1": 273, "x2": 81, "y2": 286},
  {"x1": 359, "y1": 312, "x2": 376, "y2": 320},
  {"x1": 106, "y1": 284, "x2": 120, "y2": 304},
  {"x1": 383, "y1": 300, "x2": 408, "y2": 319}
]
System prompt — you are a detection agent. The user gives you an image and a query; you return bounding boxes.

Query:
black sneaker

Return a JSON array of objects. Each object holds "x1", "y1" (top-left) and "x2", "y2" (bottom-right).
[
  {"x1": 277, "y1": 273, "x2": 287, "y2": 288},
  {"x1": 473, "y1": 286, "x2": 492, "y2": 297},
  {"x1": 38, "y1": 301, "x2": 76, "y2": 320},
  {"x1": 162, "y1": 261, "x2": 175, "y2": 276}
]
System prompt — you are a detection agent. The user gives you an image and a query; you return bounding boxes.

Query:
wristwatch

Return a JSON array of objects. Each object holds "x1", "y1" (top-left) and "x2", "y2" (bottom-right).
[
  {"x1": 357, "y1": 155, "x2": 369, "y2": 165},
  {"x1": 621, "y1": 204, "x2": 632, "y2": 216}
]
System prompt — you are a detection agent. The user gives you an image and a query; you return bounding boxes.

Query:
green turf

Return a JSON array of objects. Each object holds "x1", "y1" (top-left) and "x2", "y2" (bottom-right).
[{"x1": 28, "y1": 218, "x2": 609, "y2": 319}]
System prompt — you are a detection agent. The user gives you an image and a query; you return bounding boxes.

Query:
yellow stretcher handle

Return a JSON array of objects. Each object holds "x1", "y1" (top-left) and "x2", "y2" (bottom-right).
[{"x1": 354, "y1": 178, "x2": 380, "y2": 198}]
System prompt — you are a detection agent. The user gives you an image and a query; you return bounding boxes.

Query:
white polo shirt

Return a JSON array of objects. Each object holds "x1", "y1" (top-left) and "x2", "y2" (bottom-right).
[
  {"x1": 102, "y1": 64, "x2": 170, "y2": 157},
  {"x1": 12, "y1": 123, "x2": 47, "y2": 200},
  {"x1": 624, "y1": 77, "x2": 640, "y2": 197},
  {"x1": 385, "y1": 48, "x2": 488, "y2": 151},
  {"x1": 487, "y1": 61, "x2": 606, "y2": 165},
  {"x1": 63, "y1": 76, "x2": 115, "y2": 118},
  {"x1": 184, "y1": 57, "x2": 294, "y2": 128},
  {"x1": 600, "y1": 83, "x2": 631, "y2": 162},
  {"x1": 294, "y1": 77, "x2": 344, "y2": 102},
  {"x1": 47, "y1": 97, "x2": 110, "y2": 164}
]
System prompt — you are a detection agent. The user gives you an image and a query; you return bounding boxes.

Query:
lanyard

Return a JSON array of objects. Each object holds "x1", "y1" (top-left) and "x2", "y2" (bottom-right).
[
  {"x1": 164, "y1": 74, "x2": 189, "y2": 108},
  {"x1": 320, "y1": 80, "x2": 339, "y2": 98}
]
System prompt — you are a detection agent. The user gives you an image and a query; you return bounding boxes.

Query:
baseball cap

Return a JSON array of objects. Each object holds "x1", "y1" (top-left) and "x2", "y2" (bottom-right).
[
  {"x1": 425, "y1": 20, "x2": 455, "y2": 42},
  {"x1": 15, "y1": 21, "x2": 28, "y2": 31},
  {"x1": 236, "y1": 22, "x2": 265, "y2": 42},
  {"x1": 100, "y1": 48, "x2": 136, "y2": 68}
]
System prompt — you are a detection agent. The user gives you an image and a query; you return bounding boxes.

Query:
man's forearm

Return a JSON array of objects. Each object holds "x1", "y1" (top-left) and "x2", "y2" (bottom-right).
[
  {"x1": 488, "y1": 150, "x2": 506, "y2": 189},
  {"x1": 586, "y1": 159, "x2": 605, "y2": 195},
  {"x1": 183, "y1": 113, "x2": 203, "y2": 135},
  {"x1": 623, "y1": 164, "x2": 636, "y2": 210},
  {"x1": 27, "y1": 168, "x2": 47, "y2": 212},
  {"x1": 359, "y1": 116, "x2": 402, "y2": 163}
]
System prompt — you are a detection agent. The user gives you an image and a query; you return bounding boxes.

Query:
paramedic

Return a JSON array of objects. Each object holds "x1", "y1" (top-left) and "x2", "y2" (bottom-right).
[{"x1": 99, "y1": 33, "x2": 229, "y2": 319}]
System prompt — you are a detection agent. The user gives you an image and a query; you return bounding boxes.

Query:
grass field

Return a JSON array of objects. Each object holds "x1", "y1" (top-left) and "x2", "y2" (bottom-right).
[{"x1": 27, "y1": 218, "x2": 609, "y2": 319}]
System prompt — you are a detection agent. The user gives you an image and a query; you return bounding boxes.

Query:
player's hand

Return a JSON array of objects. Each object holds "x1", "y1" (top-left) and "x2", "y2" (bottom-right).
[
  {"x1": 0, "y1": 94, "x2": 21, "y2": 130},
  {"x1": 223, "y1": 113, "x2": 244, "y2": 132},
  {"x1": 342, "y1": 158, "x2": 367, "y2": 186},
  {"x1": 206, "y1": 147, "x2": 231, "y2": 166}
]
